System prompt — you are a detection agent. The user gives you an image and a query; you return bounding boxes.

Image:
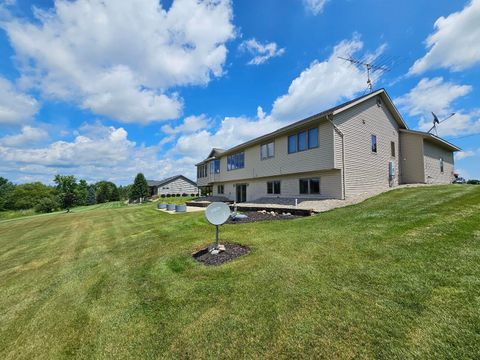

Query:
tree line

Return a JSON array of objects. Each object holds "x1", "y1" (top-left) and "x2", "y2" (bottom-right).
[{"x1": 0, "y1": 173, "x2": 150, "y2": 214}]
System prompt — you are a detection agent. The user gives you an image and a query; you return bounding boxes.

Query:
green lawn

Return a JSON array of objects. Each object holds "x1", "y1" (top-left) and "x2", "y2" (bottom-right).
[{"x1": 0, "y1": 186, "x2": 479, "y2": 359}]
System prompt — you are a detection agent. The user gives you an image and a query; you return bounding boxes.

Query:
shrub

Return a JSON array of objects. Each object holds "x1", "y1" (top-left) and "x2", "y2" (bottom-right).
[
  {"x1": 166, "y1": 194, "x2": 171, "y2": 197},
  {"x1": 176, "y1": 194, "x2": 181, "y2": 197},
  {"x1": 182, "y1": 193, "x2": 188, "y2": 197},
  {"x1": 34, "y1": 197, "x2": 59, "y2": 213},
  {"x1": 161, "y1": 194, "x2": 166, "y2": 198},
  {"x1": 467, "y1": 179, "x2": 480, "y2": 185}
]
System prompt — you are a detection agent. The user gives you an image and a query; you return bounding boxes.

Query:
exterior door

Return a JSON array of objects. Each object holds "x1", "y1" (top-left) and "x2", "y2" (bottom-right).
[{"x1": 236, "y1": 184, "x2": 247, "y2": 203}]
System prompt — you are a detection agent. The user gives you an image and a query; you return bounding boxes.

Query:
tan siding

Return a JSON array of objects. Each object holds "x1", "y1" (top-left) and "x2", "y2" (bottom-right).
[
  {"x1": 399, "y1": 132, "x2": 425, "y2": 183},
  {"x1": 333, "y1": 96, "x2": 400, "y2": 197},
  {"x1": 212, "y1": 170, "x2": 342, "y2": 201},
  {"x1": 215, "y1": 120, "x2": 335, "y2": 183},
  {"x1": 423, "y1": 140, "x2": 455, "y2": 184}
]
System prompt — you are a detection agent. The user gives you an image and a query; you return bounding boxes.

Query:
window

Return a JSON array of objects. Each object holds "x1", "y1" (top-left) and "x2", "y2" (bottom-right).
[
  {"x1": 267, "y1": 181, "x2": 281, "y2": 194},
  {"x1": 227, "y1": 152, "x2": 245, "y2": 171},
  {"x1": 299, "y1": 178, "x2": 320, "y2": 194},
  {"x1": 288, "y1": 127, "x2": 319, "y2": 153},
  {"x1": 197, "y1": 164, "x2": 208, "y2": 178},
  {"x1": 440, "y1": 158, "x2": 444, "y2": 173},
  {"x1": 217, "y1": 185, "x2": 224, "y2": 194},
  {"x1": 210, "y1": 159, "x2": 220, "y2": 174},
  {"x1": 371, "y1": 134, "x2": 377, "y2": 153},
  {"x1": 308, "y1": 128, "x2": 319, "y2": 149},
  {"x1": 261, "y1": 142, "x2": 275, "y2": 159},
  {"x1": 391, "y1": 141, "x2": 395, "y2": 157},
  {"x1": 288, "y1": 135, "x2": 297, "y2": 154}
]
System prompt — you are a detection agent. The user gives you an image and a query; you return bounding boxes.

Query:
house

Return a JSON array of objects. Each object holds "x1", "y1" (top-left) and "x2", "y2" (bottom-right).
[
  {"x1": 147, "y1": 175, "x2": 198, "y2": 197},
  {"x1": 195, "y1": 89, "x2": 460, "y2": 202}
]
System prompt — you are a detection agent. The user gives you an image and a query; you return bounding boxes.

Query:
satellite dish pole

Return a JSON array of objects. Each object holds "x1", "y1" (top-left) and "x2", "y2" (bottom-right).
[
  {"x1": 427, "y1": 112, "x2": 455, "y2": 135},
  {"x1": 338, "y1": 56, "x2": 390, "y2": 93}
]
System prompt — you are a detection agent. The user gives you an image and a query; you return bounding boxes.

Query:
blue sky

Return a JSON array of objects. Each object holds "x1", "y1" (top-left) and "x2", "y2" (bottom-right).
[{"x1": 0, "y1": 0, "x2": 479, "y2": 184}]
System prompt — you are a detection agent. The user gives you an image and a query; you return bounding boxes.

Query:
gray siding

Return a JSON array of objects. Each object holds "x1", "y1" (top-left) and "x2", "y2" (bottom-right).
[
  {"x1": 423, "y1": 140, "x2": 455, "y2": 184},
  {"x1": 399, "y1": 132, "x2": 425, "y2": 184},
  {"x1": 156, "y1": 178, "x2": 198, "y2": 195},
  {"x1": 333, "y1": 96, "x2": 400, "y2": 197}
]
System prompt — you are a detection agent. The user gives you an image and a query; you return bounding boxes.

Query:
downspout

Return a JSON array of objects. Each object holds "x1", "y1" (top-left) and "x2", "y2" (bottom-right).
[{"x1": 326, "y1": 114, "x2": 346, "y2": 200}]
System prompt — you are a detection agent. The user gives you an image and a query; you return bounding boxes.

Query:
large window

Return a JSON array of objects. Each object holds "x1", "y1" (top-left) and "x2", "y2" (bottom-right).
[
  {"x1": 217, "y1": 185, "x2": 224, "y2": 194},
  {"x1": 227, "y1": 152, "x2": 245, "y2": 171},
  {"x1": 288, "y1": 135, "x2": 297, "y2": 154},
  {"x1": 197, "y1": 164, "x2": 208, "y2": 178},
  {"x1": 308, "y1": 128, "x2": 319, "y2": 148},
  {"x1": 371, "y1": 134, "x2": 377, "y2": 153},
  {"x1": 267, "y1": 181, "x2": 281, "y2": 195},
  {"x1": 261, "y1": 142, "x2": 275, "y2": 159},
  {"x1": 210, "y1": 159, "x2": 220, "y2": 174},
  {"x1": 299, "y1": 178, "x2": 320, "y2": 195},
  {"x1": 288, "y1": 127, "x2": 319, "y2": 153}
]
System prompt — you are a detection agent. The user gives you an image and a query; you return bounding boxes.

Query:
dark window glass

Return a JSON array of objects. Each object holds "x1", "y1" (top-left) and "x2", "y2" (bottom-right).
[
  {"x1": 267, "y1": 182, "x2": 273, "y2": 194},
  {"x1": 371, "y1": 135, "x2": 377, "y2": 153},
  {"x1": 299, "y1": 179, "x2": 309, "y2": 194},
  {"x1": 273, "y1": 181, "x2": 281, "y2": 194},
  {"x1": 227, "y1": 152, "x2": 245, "y2": 170},
  {"x1": 391, "y1": 141, "x2": 395, "y2": 157},
  {"x1": 308, "y1": 128, "x2": 319, "y2": 148},
  {"x1": 288, "y1": 135, "x2": 297, "y2": 153},
  {"x1": 309, "y1": 178, "x2": 320, "y2": 194},
  {"x1": 440, "y1": 158, "x2": 444, "y2": 173},
  {"x1": 298, "y1": 131, "x2": 307, "y2": 151},
  {"x1": 217, "y1": 185, "x2": 224, "y2": 194}
]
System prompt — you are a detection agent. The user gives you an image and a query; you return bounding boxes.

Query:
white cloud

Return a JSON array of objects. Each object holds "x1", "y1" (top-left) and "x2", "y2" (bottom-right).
[
  {"x1": 396, "y1": 77, "x2": 472, "y2": 116},
  {"x1": 161, "y1": 114, "x2": 209, "y2": 135},
  {"x1": 303, "y1": 0, "x2": 328, "y2": 15},
  {"x1": 410, "y1": 0, "x2": 480, "y2": 74},
  {"x1": 0, "y1": 125, "x2": 48, "y2": 147},
  {"x1": 0, "y1": 76, "x2": 39, "y2": 125},
  {"x1": 0, "y1": 122, "x2": 188, "y2": 184},
  {"x1": 3, "y1": 0, "x2": 235, "y2": 124},
  {"x1": 396, "y1": 77, "x2": 480, "y2": 137},
  {"x1": 456, "y1": 149, "x2": 477, "y2": 160},
  {"x1": 270, "y1": 37, "x2": 374, "y2": 122},
  {"x1": 239, "y1": 38, "x2": 285, "y2": 65}
]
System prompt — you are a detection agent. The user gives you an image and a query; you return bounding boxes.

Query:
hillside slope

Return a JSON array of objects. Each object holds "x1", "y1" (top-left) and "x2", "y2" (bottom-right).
[{"x1": 0, "y1": 185, "x2": 479, "y2": 359}]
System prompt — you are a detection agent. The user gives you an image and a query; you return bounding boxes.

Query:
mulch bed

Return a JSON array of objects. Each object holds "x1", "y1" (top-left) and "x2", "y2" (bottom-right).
[
  {"x1": 226, "y1": 211, "x2": 302, "y2": 224},
  {"x1": 192, "y1": 243, "x2": 250, "y2": 266}
]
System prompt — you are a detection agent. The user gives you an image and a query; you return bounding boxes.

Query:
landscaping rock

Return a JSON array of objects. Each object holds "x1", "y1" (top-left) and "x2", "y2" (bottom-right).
[{"x1": 193, "y1": 243, "x2": 250, "y2": 266}]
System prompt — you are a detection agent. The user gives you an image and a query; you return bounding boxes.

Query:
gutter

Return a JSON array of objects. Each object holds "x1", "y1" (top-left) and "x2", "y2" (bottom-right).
[{"x1": 326, "y1": 114, "x2": 346, "y2": 200}]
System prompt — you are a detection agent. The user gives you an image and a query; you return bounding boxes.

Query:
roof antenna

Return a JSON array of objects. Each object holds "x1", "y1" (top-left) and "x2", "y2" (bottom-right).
[
  {"x1": 427, "y1": 112, "x2": 456, "y2": 135},
  {"x1": 338, "y1": 56, "x2": 391, "y2": 93}
]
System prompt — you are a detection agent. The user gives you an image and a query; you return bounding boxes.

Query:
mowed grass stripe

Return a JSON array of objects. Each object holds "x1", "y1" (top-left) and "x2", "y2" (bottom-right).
[{"x1": 0, "y1": 185, "x2": 479, "y2": 359}]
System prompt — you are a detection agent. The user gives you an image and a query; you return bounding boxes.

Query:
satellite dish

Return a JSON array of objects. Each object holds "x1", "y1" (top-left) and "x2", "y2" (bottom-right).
[
  {"x1": 205, "y1": 202, "x2": 231, "y2": 252},
  {"x1": 205, "y1": 202, "x2": 231, "y2": 225}
]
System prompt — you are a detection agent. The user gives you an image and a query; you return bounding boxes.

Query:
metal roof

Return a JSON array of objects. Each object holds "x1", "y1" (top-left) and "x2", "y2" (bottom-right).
[{"x1": 147, "y1": 175, "x2": 197, "y2": 187}]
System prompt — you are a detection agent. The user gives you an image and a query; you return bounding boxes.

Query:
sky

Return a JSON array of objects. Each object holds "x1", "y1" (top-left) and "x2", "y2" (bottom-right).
[{"x1": 0, "y1": 0, "x2": 479, "y2": 185}]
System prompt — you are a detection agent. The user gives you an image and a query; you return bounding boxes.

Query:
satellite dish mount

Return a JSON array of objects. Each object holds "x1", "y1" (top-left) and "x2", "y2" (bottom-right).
[{"x1": 204, "y1": 202, "x2": 231, "y2": 252}]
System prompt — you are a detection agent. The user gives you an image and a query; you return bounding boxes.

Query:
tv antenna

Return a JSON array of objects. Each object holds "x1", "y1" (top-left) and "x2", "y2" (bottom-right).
[
  {"x1": 338, "y1": 56, "x2": 390, "y2": 93},
  {"x1": 427, "y1": 112, "x2": 456, "y2": 135}
]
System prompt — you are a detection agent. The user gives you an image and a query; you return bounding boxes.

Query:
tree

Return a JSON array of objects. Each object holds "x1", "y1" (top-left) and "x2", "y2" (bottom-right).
[
  {"x1": 0, "y1": 177, "x2": 15, "y2": 211},
  {"x1": 118, "y1": 185, "x2": 132, "y2": 201},
  {"x1": 4, "y1": 182, "x2": 57, "y2": 210},
  {"x1": 54, "y1": 175, "x2": 77, "y2": 212},
  {"x1": 130, "y1": 173, "x2": 149, "y2": 202},
  {"x1": 87, "y1": 185, "x2": 96, "y2": 205},
  {"x1": 75, "y1": 179, "x2": 89, "y2": 206},
  {"x1": 95, "y1": 181, "x2": 119, "y2": 203}
]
